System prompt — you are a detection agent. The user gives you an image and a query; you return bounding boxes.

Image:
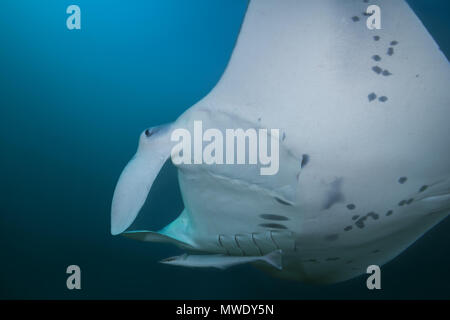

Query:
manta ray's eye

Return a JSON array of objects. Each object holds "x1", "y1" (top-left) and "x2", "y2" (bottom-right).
[
  {"x1": 145, "y1": 128, "x2": 153, "y2": 137},
  {"x1": 145, "y1": 127, "x2": 162, "y2": 138}
]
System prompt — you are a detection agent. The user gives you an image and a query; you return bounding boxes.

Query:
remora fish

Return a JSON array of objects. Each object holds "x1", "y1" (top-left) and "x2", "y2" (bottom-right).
[{"x1": 160, "y1": 249, "x2": 283, "y2": 270}]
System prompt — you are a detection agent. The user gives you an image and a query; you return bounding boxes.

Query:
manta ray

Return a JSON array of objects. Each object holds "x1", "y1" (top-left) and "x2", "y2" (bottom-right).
[{"x1": 111, "y1": 0, "x2": 450, "y2": 284}]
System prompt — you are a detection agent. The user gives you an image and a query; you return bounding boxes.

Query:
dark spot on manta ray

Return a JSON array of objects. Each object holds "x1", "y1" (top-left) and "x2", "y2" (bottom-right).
[
  {"x1": 355, "y1": 212, "x2": 379, "y2": 229},
  {"x1": 419, "y1": 185, "x2": 428, "y2": 193},
  {"x1": 374, "y1": 35, "x2": 380, "y2": 41},
  {"x1": 352, "y1": 16, "x2": 360, "y2": 22},
  {"x1": 257, "y1": 117, "x2": 261, "y2": 122},
  {"x1": 382, "y1": 70, "x2": 392, "y2": 76},
  {"x1": 326, "y1": 257, "x2": 340, "y2": 261},
  {"x1": 367, "y1": 212, "x2": 379, "y2": 220},
  {"x1": 259, "y1": 223, "x2": 287, "y2": 230},
  {"x1": 322, "y1": 177, "x2": 345, "y2": 210},
  {"x1": 398, "y1": 177, "x2": 408, "y2": 184},
  {"x1": 387, "y1": 47, "x2": 394, "y2": 56},
  {"x1": 372, "y1": 55, "x2": 381, "y2": 62},
  {"x1": 372, "y1": 249, "x2": 381, "y2": 254},
  {"x1": 325, "y1": 234, "x2": 339, "y2": 242},
  {"x1": 372, "y1": 66, "x2": 383, "y2": 74},
  {"x1": 406, "y1": 198, "x2": 414, "y2": 205},
  {"x1": 386, "y1": 210, "x2": 394, "y2": 216},
  {"x1": 398, "y1": 200, "x2": 407, "y2": 206},
  {"x1": 363, "y1": 11, "x2": 373, "y2": 16},
  {"x1": 368, "y1": 93, "x2": 377, "y2": 102},
  {"x1": 301, "y1": 154, "x2": 310, "y2": 168},
  {"x1": 390, "y1": 41, "x2": 399, "y2": 46},
  {"x1": 260, "y1": 214, "x2": 289, "y2": 221},
  {"x1": 363, "y1": 0, "x2": 369, "y2": 3},
  {"x1": 355, "y1": 217, "x2": 367, "y2": 228},
  {"x1": 344, "y1": 226, "x2": 353, "y2": 231},
  {"x1": 274, "y1": 197, "x2": 293, "y2": 206},
  {"x1": 282, "y1": 132, "x2": 286, "y2": 141},
  {"x1": 378, "y1": 96, "x2": 388, "y2": 102},
  {"x1": 347, "y1": 204, "x2": 356, "y2": 210},
  {"x1": 352, "y1": 215, "x2": 359, "y2": 220}
]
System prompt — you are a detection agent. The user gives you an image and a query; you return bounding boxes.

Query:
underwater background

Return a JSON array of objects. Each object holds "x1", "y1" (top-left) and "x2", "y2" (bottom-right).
[{"x1": 0, "y1": 0, "x2": 449, "y2": 299}]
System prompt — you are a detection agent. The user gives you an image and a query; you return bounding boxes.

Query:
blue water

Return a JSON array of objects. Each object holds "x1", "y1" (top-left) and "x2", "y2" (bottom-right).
[{"x1": 1, "y1": 0, "x2": 449, "y2": 299}]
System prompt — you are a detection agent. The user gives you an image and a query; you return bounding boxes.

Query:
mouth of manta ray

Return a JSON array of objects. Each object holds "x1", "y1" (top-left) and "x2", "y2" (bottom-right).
[{"x1": 126, "y1": 159, "x2": 184, "y2": 232}]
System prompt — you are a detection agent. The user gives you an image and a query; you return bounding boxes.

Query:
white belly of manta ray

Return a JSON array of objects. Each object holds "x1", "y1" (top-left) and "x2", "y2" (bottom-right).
[{"x1": 111, "y1": 0, "x2": 450, "y2": 284}]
